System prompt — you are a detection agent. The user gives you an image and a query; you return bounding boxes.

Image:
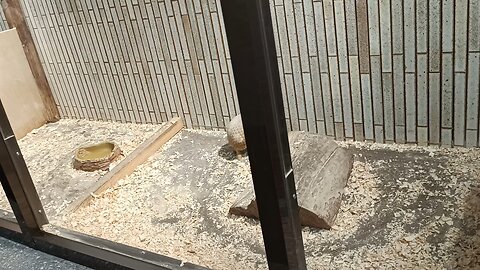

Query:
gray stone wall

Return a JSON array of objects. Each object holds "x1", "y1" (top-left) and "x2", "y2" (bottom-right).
[{"x1": 1, "y1": 0, "x2": 479, "y2": 147}]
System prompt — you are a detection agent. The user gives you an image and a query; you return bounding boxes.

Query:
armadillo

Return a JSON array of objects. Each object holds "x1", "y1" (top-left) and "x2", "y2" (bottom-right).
[{"x1": 226, "y1": 114, "x2": 246, "y2": 159}]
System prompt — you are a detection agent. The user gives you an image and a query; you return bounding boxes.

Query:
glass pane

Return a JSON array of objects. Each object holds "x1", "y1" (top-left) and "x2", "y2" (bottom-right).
[
  {"x1": 0, "y1": 184, "x2": 12, "y2": 214},
  {"x1": 16, "y1": 119, "x2": 158, "y2": 221},
  {"x1": 51, "y1": 128, "x2": 265, "y2": 269}
]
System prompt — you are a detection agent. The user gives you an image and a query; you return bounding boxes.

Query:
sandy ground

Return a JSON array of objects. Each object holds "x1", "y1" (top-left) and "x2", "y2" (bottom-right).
[
  {"x1": 47, "y1": 129, "x2": 480, "y2": 269},
  {"x1": 0, "y1": 119, "x2": 159, "y2": 219}
]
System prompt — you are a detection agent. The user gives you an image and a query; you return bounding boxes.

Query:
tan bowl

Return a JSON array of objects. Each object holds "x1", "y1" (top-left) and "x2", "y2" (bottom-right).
[{"x1": 73, "y1": 142, "x2": 122, "y2": 172}]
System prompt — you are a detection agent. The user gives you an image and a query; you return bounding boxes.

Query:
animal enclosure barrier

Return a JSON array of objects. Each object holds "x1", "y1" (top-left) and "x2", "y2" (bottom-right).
[
  {"x1": 1, "y1": 0, "x2": 479, "y2": 147},
  {"x1": 1, "y1": 0, "x2": 480, "y2": 269}
]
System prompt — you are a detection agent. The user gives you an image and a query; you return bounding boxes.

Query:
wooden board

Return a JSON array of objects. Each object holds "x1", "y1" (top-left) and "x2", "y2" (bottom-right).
[
  {"x1": 2, "y1": 0, "x2": 59, "y2": 121},
  {"x1": 66, "y1": 117, "x2": 183, "y2": 213},
  {"x1": 0, "y1": 28, "x2": 51, "y2": 139},
  {"x1": 229, "y1": 131, "x2": 353, "y2": 229}
]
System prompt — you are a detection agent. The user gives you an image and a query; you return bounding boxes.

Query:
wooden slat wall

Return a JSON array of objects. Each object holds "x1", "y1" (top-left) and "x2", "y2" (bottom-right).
[{"x1": 0, "y1": 0, "x2": 479, "y2": 147}]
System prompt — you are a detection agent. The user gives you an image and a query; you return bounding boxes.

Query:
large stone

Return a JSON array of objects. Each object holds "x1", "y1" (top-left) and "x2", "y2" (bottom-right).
[{"x1": 229, "y1": 131, "x2": 353, "y2": 229}]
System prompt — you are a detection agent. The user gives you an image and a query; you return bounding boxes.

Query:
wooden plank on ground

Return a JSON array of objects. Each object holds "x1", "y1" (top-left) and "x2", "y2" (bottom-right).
[{"x1": 67, "y1": 117, "x2": 183, "y2": 213}]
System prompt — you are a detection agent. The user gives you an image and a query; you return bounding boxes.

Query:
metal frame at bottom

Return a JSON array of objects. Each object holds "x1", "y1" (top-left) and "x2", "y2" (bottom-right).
[{"x1": 0, "y1": 215, "x2": 206, "y2": 270}]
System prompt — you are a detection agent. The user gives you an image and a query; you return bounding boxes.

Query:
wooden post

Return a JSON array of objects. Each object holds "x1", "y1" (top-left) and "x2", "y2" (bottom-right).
[{"x1": 1, "y1": 0, "x2": 59, "y2": 121}]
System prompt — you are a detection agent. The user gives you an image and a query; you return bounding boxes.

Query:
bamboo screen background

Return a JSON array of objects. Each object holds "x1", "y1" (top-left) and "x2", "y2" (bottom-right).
[{"x1": 1, "y1": 0, "x2": 479, "y2": 147}]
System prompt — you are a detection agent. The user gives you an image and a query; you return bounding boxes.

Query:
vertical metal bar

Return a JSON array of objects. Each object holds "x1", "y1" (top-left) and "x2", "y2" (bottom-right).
[
  {"x1": 219, "y1": 0, "x2": 306, "y2": 269},
  {"x1": 0, "y1": 99, "x2": 47, "y2": 236}
]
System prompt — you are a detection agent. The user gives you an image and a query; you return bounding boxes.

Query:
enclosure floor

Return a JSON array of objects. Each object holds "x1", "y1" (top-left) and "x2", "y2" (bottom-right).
[
  {"x1": 0, "y1": 119, "x2": 160, "y2": 220},
  {"x1": 51, "y1": 130, "x2": 479, "y2": 269}
]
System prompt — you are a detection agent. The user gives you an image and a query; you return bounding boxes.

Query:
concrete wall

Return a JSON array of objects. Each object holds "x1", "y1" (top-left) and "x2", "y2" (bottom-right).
[{"x1": 0, "y1": 0, "x2": 479, "y2": 147}]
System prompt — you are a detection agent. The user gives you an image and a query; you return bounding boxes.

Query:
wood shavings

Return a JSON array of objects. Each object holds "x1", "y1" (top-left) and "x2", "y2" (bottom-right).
[
  {"x1": 54, "y1": 136, "x2": 480, "y2": 269},
  {"x1": 4, "y1": 129, "x2": 480, "y2": 269},
  {"x1": 0, "y1": 119, "x2": 160, "y2": 219}
]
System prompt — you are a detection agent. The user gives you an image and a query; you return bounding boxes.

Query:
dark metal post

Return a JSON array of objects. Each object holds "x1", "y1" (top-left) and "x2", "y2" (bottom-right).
[
  {"x1": 0, "y1": 99, "x2": 48, "y2": 237},
  {"x1": 219, "y1": 1, "x2": 307, "y2": 269}
]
